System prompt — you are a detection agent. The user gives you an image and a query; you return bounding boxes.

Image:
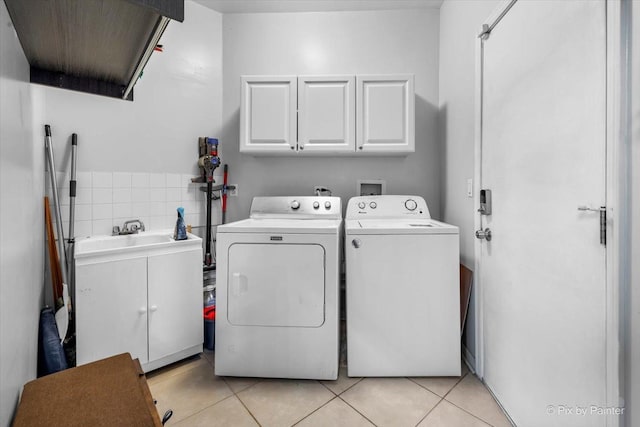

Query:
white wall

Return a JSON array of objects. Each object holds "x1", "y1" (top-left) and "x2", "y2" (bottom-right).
[
  {"x1": 0, "y1": 2, "x2": 44, "y2": 425},
  {"x1": 41, "y1": 1, "x2": 223, "y2": 236},
  {"x1": 221, "y1": 9, "x2": 440, "y2": 222},
  {"x1": 438, "y1": 0, "x2": 500, "y2": 369},
  {"x1": 628, "y1": 1, "x2": 639, "y2": 424}
]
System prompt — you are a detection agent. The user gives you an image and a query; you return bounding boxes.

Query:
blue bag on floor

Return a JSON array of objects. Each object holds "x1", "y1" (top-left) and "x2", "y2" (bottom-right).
[{"x1": 37, "y1": 306, "x2": 68, "y2": 377}]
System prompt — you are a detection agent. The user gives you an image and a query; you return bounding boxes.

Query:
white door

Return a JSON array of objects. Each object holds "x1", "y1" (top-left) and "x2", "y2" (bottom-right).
[
  {"x1": 356, "y1": 75, "x2": 415, "y2": 153},
  {"x1": 227, "y1": 243, "x2": 325, "y2": 327},
  {"x1": 75, "y1": 257, "x2": 148, "y2": 365},
  {"x1": 298, "y1": 75, "x2": 355, "y2": 153},
  {"x1": 240, "y1": 76, "x2": 297, "y2": 153},
  {"x1": 479, "y1": 2, "x2": 606, "y2": 426},
  {"x1": 148, "y1": 249, "x2": 202, "y2": 361}
]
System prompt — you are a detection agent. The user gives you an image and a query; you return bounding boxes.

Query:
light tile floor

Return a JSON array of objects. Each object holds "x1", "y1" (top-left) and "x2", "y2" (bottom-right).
[{"x1": 146, "y1": 350, "x2": 512, "y2": 427}]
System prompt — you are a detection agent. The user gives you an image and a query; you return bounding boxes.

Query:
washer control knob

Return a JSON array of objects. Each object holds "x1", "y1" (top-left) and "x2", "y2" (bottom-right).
[
  {"x1": 325, "y1": 201, "x2": 332, "y2": 209},
  {"x1": 405, "y1": 199, "x2": 418, "y2": 211},
  {"x1": 313, "y1": 201, "x2": 320, "y2": 209},
  {"x1": 358, "y1": 202, "x2": 366, "y2": 209},
  {"x1": 291, "y1": 200, "x2": 300, "y2": 210},
  {"x1": 369, "y1": 202, "x2": 377, "y2": 209}
]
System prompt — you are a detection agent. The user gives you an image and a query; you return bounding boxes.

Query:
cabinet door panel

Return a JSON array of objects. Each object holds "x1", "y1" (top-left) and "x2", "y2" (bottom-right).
[
  {"x1": 75, "y1": 258, "x2": 148, "y2": 366},
  {"x1": 357, "y1": 75, "x2": 415, "y2": 153},
  {"x1": 298, "y1": 75, "x2": 355, "y2": 153},
  {"x1": 240, "y1": 76, "x2": 297, "y2": 153},
  {"x1": 148, "y1": 249, "x2": 203, "y2": 361}
]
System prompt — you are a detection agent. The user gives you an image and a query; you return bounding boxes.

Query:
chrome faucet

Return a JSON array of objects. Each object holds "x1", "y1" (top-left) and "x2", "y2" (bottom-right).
[{"x1": 112, "y1": 219, "x2": 146, "y2": 236}]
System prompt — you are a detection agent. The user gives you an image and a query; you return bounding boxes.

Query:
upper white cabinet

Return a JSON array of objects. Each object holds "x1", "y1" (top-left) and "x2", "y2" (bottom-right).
[
  {"x1": 239, "y1": 74, "x2": 414, "y2": 155},
  {"x1": 357, "y1": 75, "x2": 415, "y2": 153},
  {"x1": 298, "y1": 75, "x2": 355, "y2": 154},
  {"x1": 240, "y1": 76, "x2": 297, "y2": 153}
]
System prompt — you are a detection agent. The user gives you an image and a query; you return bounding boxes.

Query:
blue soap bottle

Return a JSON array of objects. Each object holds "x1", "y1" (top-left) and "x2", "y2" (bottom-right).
[{"x1": 174, "y1": 207, "x2": 188, "y2": 240}]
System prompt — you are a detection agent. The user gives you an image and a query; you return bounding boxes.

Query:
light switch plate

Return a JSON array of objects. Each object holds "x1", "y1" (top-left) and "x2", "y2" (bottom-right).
[{"x1": 467, "y1": 179, "x2": 473, "y2": 198}]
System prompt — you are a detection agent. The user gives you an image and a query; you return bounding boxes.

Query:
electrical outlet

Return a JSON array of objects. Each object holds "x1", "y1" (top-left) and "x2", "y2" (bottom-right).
[{"x1": 228, "y1": 184, "x2": 238, "y2": 197}]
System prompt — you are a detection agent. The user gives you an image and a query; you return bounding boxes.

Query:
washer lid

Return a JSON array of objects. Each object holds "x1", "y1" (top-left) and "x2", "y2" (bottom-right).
[
  {"x1": 345, "y1": 218, "x2": 458, "y2": 235},
  {"x1": 217, "y1": 218, "x2": 342, "y2": 234}
]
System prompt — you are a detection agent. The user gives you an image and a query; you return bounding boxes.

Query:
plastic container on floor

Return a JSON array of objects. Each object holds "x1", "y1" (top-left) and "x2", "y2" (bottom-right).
[
  {"x1": 204, "y1": 304, "x2": 216, "y2": 350},
  {"x1": 203, "y1": 285, "x2": 216, "y2": 350}
]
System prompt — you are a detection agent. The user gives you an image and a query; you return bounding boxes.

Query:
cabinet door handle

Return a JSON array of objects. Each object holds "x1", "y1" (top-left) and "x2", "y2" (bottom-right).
[
  {"x1": 150, "y1": 305, "x2": 158, "y2": 312},
  {"x1": 138, "y1": 307, "x2": 147, "y2": 314}
]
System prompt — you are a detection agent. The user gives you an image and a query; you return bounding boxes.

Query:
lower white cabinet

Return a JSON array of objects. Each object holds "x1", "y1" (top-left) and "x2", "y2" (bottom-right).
[{"x1": 74, "y1": 234, "x2": 203, "y2": 372}]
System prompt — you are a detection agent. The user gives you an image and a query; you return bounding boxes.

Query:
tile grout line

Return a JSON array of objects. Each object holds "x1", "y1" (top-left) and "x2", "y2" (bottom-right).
[
  {"x1": 337, "y1": 394, "x2": 379, "y2": 426},
  {"x1": 290, "y1": 395, "x2": 339, "y2": 426},
  {"x1": 170, "y1": 393, "x2": 237, "y2": 426},
  {"x1": 443, "y1": 397, "x2": 496, "y2": 427},
  {"x1": 233, "y1": 389, "x2": 263, "y2": 427},
  {"x1": 413, "y1": 396, "x2": 444, "y2": 427},
  {"x1": 442, "y1": 372, "x2": 504, "y2": 425},
  {"x1": 318, "y1": 375, "x2": 364, "y2": 397}
]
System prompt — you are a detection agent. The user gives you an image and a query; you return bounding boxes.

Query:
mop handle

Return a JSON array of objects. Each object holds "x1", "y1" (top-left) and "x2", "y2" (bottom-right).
[{"x1": 45, "y1": 125, "x2": 68, "y2": 285}]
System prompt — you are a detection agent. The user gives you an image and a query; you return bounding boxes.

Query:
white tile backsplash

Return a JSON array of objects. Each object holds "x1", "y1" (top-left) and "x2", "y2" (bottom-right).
[
  {"x1": 75, "y1": 220, "x2": 92, "y2": 238},
  {"x1": 132, "y1": 202, "x2": 150, "y2": 217},
  {"x1": 76, "y1": 188, "x2": 92, "y2": 205},
  {"x1": 113, "y1": 188, "x2": 132, "y2": 203},
  {"x1": 92, "y1": 204, "x2": 113, "y2": 220},
  {"x1": 54, "y1": 170, "x2": 206, "y2": 236},
  {"x1": 113, "y1": 172, "x2": 132, "y2": 188},
  {"x1": 166, "y1": 173, "x2": 182, "y2": 188},
  {"x1": 76, "y1": 172, "x2": 92, "y2": 188},
  {"x1": 149, "y1": 188, "x2": 166, "y2": 202},
  {"x1": 92, "y1": 219, "x2": 113, "y2": 235},
  {"x1": 149, "y1": 173, "x2": 166, "y2": 188},
  {"x1": 166, "y1": 188, "x2": 181, "y2": 202},
  {"x1": 92, "y1": 172, "x2": 113, "y2": 188},
  {"x1": 92, "y1": 188, "x2": 113, "y2": 204},
  {"x1": 132, "y1": 173, "x2": 150, "y2": 188},
  {"x1": 149, "y1": 201, "x2": 166, "y2": 216},
  {"x1": 181, "y1": 187, "x2": 196, "y2": 202},
  {"x1": 76, "y1": 204, "x2": 92, "y2": 221},
  {"x1": 113, "y1": 203, "x2": 133, "y2": 218},
  {"x1": 132, "y1": 188, "x2": 150, "y2": 202}
]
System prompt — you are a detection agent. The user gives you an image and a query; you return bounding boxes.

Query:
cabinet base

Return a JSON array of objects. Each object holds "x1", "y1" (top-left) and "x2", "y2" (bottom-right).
[{"x1": 141, "y1": 344, "x2": 203, "y2": 373}]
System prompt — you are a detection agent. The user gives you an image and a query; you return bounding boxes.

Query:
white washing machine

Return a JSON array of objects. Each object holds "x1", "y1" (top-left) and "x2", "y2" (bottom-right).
[
  {"x1": 345, "y1": 195, "x2": 460, "y2": 377},
  {"x1": 215, "y1": 196, "x2": 342, "y2": 380}
]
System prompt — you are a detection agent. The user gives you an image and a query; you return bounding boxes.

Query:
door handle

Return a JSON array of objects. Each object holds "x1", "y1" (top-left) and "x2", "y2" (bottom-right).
[
  {"x1": 138, "y1": 307, "x2": 147, "y2": 315},
  {"x1": 352, "y1": 239, "x2": 362, "y2": 248},
  {"x1": 475, "y1": 228, "x2": 492, "y2": 241},
  {"x1": 149, "y1": 305, "x2": 158, "y2": 312}
]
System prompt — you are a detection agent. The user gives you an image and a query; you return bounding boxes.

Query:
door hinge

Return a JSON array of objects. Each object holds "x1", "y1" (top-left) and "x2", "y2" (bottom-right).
[{"x1": 599, "y1": 206, "x2": 606, "y2": 246}]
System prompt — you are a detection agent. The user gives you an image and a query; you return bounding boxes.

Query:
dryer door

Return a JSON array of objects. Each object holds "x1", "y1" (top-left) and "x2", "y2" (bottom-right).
[{"x1": 227, "y1": 243, "x2": 325, "y2": 327}]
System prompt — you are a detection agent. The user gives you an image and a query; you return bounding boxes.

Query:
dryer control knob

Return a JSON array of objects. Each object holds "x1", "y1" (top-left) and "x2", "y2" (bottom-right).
[
  {"x1": 325, "y1": 201, "x2": 332, "y2": 209},
  {"x1": 358, "y1": 202, "x2": 366, "y2": 209},
  {"x1": 370, "y1": 202, "x2": 377, "y2": 209},
  {"x1": 405, "y1": 199, "x2": 418, "y2": 211},
  {"x1": 313, "y1": 201, "x2": 320, "y2": 209},
  {"x1": 291, "y1": 200, "x2": 300, "y2": 210}
]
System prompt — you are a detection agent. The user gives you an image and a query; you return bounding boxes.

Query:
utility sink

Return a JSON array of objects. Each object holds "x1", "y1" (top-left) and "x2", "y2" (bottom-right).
[{"x1": 75, "y1": 230, "x2": 196, "y2": 259}]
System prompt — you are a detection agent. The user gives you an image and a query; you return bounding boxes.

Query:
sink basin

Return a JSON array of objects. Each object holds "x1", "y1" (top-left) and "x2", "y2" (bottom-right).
[
  {"x1": 76, "y1": 233, "x2": 173, "y2": 252},
  {"x1": 74, "y1": 230, "x2": 197, "y2": 259}
]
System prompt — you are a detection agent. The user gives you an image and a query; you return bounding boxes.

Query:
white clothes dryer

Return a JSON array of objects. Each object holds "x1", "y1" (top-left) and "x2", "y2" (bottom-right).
[
  {"x1": 345, "y1": 195, "x2": 460, "y2": 377},
  {"x1": 215, "y1": 196, "x2": 342, "y2": 380}
]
